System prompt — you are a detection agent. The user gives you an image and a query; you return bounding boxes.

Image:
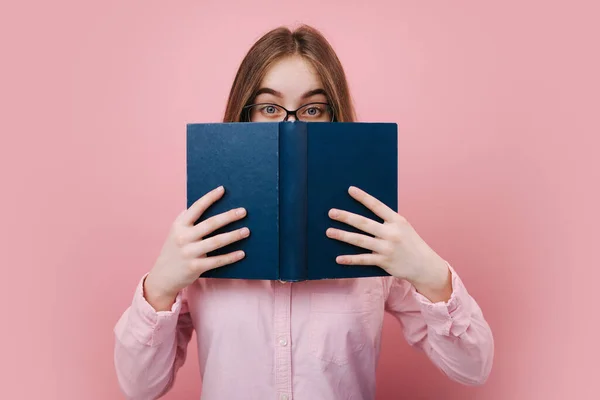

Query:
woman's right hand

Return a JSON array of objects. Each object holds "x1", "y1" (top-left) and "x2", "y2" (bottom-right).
[{"x1": 143, "y1": 185, "x2": 249, "y2": 311}]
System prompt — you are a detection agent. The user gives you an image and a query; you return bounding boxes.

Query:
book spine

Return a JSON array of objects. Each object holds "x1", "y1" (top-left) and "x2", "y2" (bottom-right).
[{"x1": 278, "y1": 121, "x2": 308, "y2": 281}]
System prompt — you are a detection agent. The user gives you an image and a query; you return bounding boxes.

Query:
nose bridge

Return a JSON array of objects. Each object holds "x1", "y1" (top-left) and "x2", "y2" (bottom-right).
[{"x1": 285, "y1": 109, "x2": 298, "y2": 121}]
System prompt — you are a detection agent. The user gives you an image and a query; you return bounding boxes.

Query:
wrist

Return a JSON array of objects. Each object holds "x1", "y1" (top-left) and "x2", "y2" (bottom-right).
[
  {"x1": 409, "y1": 257, "x2": 452, "y2": 303},
  {"x1": 143, "y1": 273, "x2": 179, "y2": 312}
]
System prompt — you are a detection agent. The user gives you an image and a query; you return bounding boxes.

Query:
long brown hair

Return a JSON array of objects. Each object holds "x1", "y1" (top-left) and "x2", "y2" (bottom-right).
[{"x1": 223, "y1": 25, "x2": 356, "y2": 122}]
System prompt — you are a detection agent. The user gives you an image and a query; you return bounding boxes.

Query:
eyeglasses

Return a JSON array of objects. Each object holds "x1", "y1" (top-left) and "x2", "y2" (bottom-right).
[{"x1": 242, "y1": 102, "x2": 335, "y2": 122}]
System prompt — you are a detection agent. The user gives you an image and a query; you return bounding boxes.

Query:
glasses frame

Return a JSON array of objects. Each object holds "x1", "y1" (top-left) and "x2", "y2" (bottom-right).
[{"x1": 242, "y1": 102, "x2": 336, "y2": 122}]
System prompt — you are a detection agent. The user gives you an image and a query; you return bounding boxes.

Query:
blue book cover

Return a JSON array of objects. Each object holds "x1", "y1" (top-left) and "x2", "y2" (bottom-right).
[{"x1": 186, "y1": 121, "x2": 398, "y2": 281}]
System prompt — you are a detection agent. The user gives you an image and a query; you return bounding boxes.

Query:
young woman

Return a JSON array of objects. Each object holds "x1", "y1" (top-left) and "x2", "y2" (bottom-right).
[{"x1": 114, "y1": 24, "x2": 494, "y2": 400}]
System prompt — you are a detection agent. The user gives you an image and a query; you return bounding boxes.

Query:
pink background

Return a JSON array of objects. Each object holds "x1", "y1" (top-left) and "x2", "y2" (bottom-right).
[{"x1": 1, "y1": 0, "x2": 598, "y2": 399}]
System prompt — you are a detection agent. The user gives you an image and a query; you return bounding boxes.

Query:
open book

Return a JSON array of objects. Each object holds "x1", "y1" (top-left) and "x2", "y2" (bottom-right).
[{"x1": 186, "y1": 121, "x2": 398, "y2": 281}]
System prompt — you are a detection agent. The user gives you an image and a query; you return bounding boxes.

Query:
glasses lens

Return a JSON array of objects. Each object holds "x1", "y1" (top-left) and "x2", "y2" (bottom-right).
[
  {"x1": 247, "y1": 104, "x2": 286, "y2": 122},
  {"x1": 297, "y1": 103, "x2": 333, "y2": 122}
]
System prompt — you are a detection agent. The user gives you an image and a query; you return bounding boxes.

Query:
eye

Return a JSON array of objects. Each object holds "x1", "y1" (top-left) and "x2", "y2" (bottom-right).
[
  {"x1": 258, "y1": 104, "x2": 283, "y2": 118},
  {"x1": 300, "y1": 104, "x2": 326, "y2": 119},
  {"x1": 306, "y1": 107, "x2": 321, "y2": 116}
]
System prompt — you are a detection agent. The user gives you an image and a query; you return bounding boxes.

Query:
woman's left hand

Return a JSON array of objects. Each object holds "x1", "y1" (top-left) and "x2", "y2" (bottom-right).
[{"x1": 326, "y1": 186, "x2": 453, "y2": 303}]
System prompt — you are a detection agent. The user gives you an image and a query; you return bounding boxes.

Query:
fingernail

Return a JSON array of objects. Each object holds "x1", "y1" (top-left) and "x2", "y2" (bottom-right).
[
  {"x1": 240, "y1": 228, "x2": 250, "y2": 237},
  {"x1": 217, "y1": 185, "x2": 224, "y2": 192},
  {"x1": 237, "y1": 250, "x2": 245, "y2": 258},
  {"x1": 236, "y1": 208, "x2": 246, "y2": 216},
  {"x1": 329, "y1": 209, "x2": 339, "y2": 218}
]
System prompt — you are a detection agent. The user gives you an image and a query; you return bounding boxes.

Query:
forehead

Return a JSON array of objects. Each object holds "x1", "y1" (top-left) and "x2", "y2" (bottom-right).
[{"x1": 259, "y1": 55, "x2": 323, "y2": 97}]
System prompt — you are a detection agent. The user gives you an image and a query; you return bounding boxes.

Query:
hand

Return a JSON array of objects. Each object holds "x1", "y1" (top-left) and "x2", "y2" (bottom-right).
[
  {"x1": 144, "y1": 185, "x2": 250, "y2": 310},
  {"x1": 326, "y1": 186, "x2": 452, "y2": 302}
]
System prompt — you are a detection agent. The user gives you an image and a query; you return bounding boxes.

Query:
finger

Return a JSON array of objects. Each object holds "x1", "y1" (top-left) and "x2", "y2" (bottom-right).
[
  {"x1": 185, "y1": 227, "x2": 250, "y2": 258},
  {"x1": 192, "y1": 250, "x2": 246, "y2": 274},
  {"x1": 326, "y1": 228, "x2": 387, "y2": 253},
  {"x1": 336, "y1": 253, "x2": 382, "y2": 266},
  {"x1": 189, "y1": 207, "x2": 247, "y2": 241},
  {"x1": 328, "y1": 208, "x2": 385, "y2": 238},
  {"x1": 348, "y1": 186, "x2": 399, "y2": 223},
  {"x1": 180, "y1": 186, "x2": 225, "y2": 226}
]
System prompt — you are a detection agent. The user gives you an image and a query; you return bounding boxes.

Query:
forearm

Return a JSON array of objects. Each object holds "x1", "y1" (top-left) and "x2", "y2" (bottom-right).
[
  {"x1": 388, "y1": 264, "x2": 494, "y2": 385},
  {"x1": 416, "y1": 307, "x2": 494, "y2": 385},
  {"x1": 114, "y1": 314, "x2": 181, "y2": 399},
  {"x1": 113, "y1": 275, "x2": 192, "y2": 399}
]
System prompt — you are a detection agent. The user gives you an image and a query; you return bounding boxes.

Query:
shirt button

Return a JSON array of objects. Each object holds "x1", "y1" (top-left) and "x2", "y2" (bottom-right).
[
  {"x1": 278, "y1": 337, "x2": 288, "y2": 346},
  {"x1": 280, "y1": 395, "x2": 289, "y2": 400}
]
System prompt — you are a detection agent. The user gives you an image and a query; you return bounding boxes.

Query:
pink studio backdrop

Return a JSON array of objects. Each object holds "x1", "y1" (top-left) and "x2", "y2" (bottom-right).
[{"x1": 1, "y1": 1, "x2": 598, "y2": 399}]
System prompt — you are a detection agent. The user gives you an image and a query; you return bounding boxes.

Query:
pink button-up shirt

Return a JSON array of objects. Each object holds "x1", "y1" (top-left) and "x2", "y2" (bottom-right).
[{"x1": 114, "y1": 264, "x2": 493, "y2": 400}]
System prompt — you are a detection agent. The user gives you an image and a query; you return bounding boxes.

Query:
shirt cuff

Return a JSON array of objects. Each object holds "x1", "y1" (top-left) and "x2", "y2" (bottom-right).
[
  {"x1": 411, "y1": 262, "x2": 473, "y2": 337},
  {"x1": 129, "y1": 273, "x2": 183, "y2": 347}
]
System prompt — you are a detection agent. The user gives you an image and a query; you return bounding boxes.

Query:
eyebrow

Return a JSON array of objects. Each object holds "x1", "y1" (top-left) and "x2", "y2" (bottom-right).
[
  {"x1": 254, "y1": 87, "x2": 327, "y2": 99},
  {"x1": 301, "y1": 88, "x2": 327, "y2": 99}
]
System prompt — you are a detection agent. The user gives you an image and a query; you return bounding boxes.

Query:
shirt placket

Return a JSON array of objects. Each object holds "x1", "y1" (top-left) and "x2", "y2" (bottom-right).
[{"x1": 274, "y1": 281, "x2": 293, "y2": 400}]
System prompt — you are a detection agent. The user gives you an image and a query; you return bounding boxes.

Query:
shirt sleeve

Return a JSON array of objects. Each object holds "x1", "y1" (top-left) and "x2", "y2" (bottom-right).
[
  {"x1": 113, "y1": 274, "x2": 194, "y2": 399},
  {"x1": 383, "y1": 262, "x2": 494, "y2": 385}
]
